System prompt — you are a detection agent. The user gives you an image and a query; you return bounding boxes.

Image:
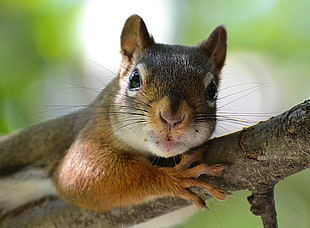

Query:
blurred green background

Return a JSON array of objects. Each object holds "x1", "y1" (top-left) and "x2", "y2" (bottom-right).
[
  {"x1": 0, "y1": 0, "x2": 84, "y2": 132},
  {"x1": 0, "y1": 0, "x2": 309, "y2": 227}
]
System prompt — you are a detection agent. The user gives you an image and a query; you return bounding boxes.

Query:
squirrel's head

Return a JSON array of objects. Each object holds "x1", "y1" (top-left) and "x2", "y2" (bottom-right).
[{"x1": 111, "y1": 15, "x2": 227, "y2": 158}]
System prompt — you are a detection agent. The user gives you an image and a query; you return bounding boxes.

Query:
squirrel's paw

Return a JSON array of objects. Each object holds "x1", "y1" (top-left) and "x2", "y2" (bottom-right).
[{"x1": 168, "y1": 153, "x2": 228, "y2": 207}]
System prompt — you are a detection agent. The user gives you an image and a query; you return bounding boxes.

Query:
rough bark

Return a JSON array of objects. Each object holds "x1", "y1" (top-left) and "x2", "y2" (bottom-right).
[{"x1": 0, "y1": 100, "x2": 309, "y2": 228}]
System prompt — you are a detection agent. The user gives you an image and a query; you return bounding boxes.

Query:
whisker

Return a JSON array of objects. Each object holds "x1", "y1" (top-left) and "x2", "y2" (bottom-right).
[
  {"x1": 151, "y1": 157, "x2": 161, "y2": 166},
  {"x1": 218, "y1": 83, "x2": 268, "y2": 100},
  {"x1": 84, "y1": 57, "x2": 118, "y2": 78},
  {"x1": 213, "y1": 125, "x2": 234, "y2": 136},
  {"x1": 108, "y1": 103, "x2": 150, "y2": 115},
  {"x1": 111, "y1": 120, "x2": 148, "y2": 134},
  {"x1": 218, "y1": 82, "x2": 267, "y2": 92},
  {"x1": 172, "y1": 156, "x2": 177, "y2": 166},
  {"x1": 106, "y1": 111, "x2": 147, "y2": 118},
  {"x1": 44, "y1": 77, "x2": 102, "y2": 93},
  {"x1": 218, "y1": 83, "x2": 268, "y2": 109},
  {"x1": 217, "y1": 119, "x2": 254, "y2": 126},
  {"x1": 216, "y1": 112, "x2": 274, "y2": 117}
]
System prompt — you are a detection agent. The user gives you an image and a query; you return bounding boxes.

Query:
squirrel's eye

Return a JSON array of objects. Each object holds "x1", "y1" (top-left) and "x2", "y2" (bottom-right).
[
  {"x1": 205, "y1": 81, "x2": 217, "y2": 102},
  {"x1": 128, "y1": 69, "x2": 142, "y2": 90}
]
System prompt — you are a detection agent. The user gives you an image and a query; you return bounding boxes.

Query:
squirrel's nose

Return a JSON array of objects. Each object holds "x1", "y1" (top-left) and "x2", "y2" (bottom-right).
[{"x1": 159, "y1": 110, "x2": 185, "y2": 128}]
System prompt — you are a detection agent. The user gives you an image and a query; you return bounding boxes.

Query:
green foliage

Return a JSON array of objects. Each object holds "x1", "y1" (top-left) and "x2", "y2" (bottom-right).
[
  {"x1": 174, "y1": 0, "x2": 310, "y2": 105},
  {"x1": 0, "y1": 0, "x2": 83, "y2": 134},
  {"x1": 180, "y1": 0, "x2": 310, "y2": 59}
]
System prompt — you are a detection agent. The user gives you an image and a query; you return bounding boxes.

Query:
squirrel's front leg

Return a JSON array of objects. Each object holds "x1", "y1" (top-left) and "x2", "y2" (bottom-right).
[
  {"x1": 155, "y1": 153, "x2": 227, "y2": 208},
  {"x1": 54, "y1": 141, "x2": 227, "y2": 212}
]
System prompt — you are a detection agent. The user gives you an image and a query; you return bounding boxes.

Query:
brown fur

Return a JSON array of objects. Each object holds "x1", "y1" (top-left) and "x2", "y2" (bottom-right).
[
  {"x1": 54, "y1": 15, "x2": 227, "y2": 211},
  {"x1": 1, "y1": 15, "x2": 227, "y2": 213}
]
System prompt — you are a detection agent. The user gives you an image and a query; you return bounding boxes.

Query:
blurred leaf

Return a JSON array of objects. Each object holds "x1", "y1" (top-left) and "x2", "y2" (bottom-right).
[{"x1": 0, "y1": 0, "x2": 84, "y2": 133}]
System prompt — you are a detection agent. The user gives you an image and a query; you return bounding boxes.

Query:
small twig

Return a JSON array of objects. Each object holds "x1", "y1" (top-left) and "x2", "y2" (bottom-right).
[{"x1": 248, "y1": 187, "x2": 278, "y2": 228}]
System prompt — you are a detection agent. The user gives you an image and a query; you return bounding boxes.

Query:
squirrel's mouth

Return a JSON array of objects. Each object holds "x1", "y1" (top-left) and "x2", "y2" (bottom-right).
[
  {"x1": 146, "y1": 131, "x2": 187, "y2": 157},
  {"x1": 156, "y1": 137, "x2": 178, "y2": 151}
]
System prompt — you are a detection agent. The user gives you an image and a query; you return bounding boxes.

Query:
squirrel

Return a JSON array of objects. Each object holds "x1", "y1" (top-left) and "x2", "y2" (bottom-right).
[{"x1": 0, "y1": 15, "x2": 227, "y2": 216}]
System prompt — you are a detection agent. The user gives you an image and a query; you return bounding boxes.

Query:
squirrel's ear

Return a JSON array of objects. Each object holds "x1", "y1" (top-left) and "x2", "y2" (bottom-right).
[
  {"x1": 199, "y1": 25, "x2": 227, "y2": 73},
  {"x1": 120, "y1": 15, "x2": 154, "y2": 65}
]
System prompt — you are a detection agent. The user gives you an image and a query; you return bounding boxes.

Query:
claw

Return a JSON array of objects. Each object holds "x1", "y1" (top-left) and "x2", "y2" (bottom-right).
[
  {"x1": 178, "y1": 189, "x2": 208, "y2": 209},
  {"x1": 208, "y1": 164, "x2": 225, "y2": 176},
  {"x1": 211, "y1": 188, "x2": 227, "y2": 201}
]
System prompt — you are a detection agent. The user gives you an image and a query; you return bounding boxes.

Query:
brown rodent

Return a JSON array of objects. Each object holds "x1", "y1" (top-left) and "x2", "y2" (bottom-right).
[{"x1": 0, "y1": 15, "x2": 227, "y2": 215}]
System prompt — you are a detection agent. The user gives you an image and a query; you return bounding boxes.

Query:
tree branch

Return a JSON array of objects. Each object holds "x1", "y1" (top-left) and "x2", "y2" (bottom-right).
[
  {"x1": 248, "y1": 187, "x2": 277, "y2": 228},
  {"x1": 0, "y1": 100, "x2": 309, "y2": 228}
]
